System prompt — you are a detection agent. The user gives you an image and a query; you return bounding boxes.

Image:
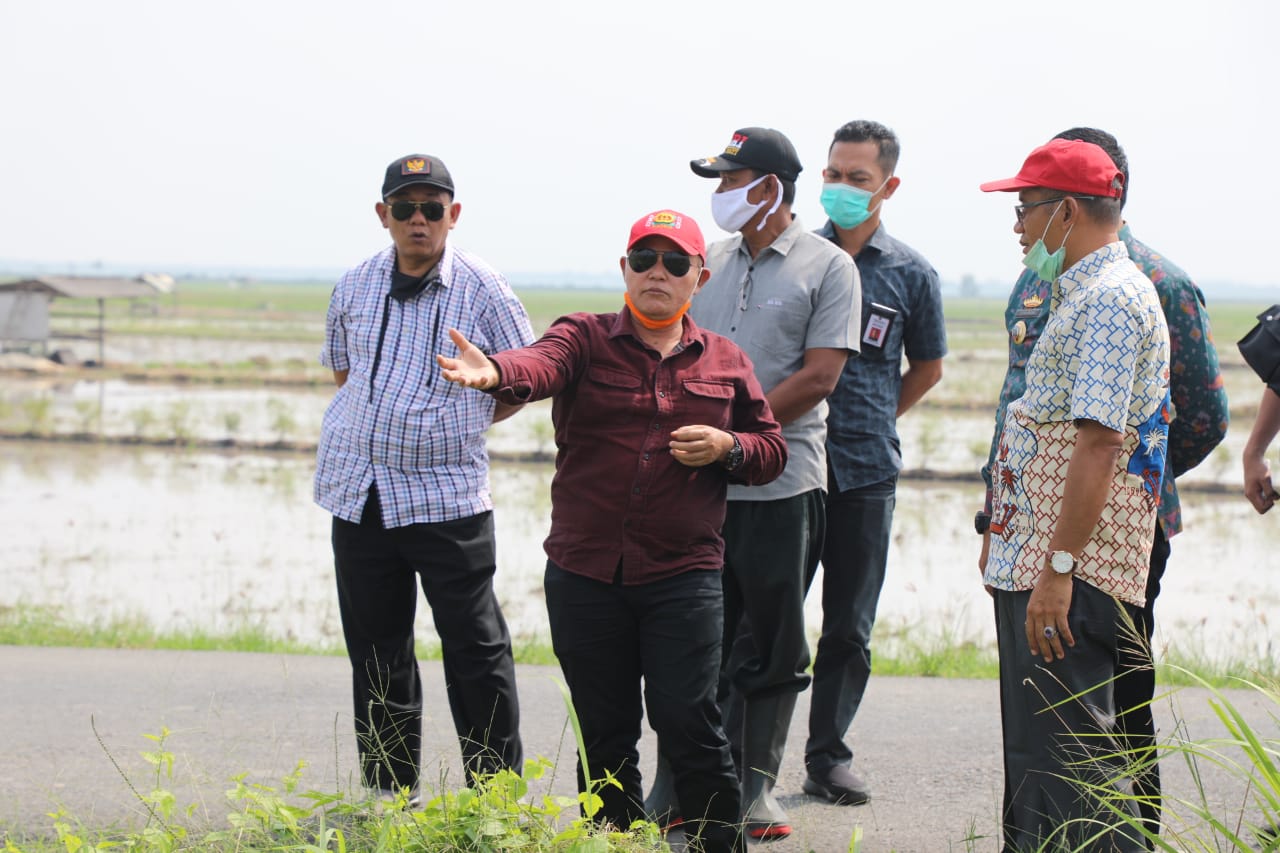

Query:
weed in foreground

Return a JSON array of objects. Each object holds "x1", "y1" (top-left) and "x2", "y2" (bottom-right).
[{"x1": 11, "y1": 726, "x2": 671, "y2": 853}]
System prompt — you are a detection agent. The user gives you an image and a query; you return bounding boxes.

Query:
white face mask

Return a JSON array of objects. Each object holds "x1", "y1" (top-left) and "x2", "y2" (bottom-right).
[{"x1": 711, "y1": 174, "x2": 781, "y2": 233}]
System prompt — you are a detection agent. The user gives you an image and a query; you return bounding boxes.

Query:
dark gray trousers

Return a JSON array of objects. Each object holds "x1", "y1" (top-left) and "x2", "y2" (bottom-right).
[{"x1": 995, "y1": 581, "x2": 1146, "y2": 853}]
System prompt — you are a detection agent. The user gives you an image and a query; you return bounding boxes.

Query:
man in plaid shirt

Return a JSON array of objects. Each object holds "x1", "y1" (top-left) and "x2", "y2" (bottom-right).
[{"x1": 315, "y1": 153, "x2": 534, "y2": 802}]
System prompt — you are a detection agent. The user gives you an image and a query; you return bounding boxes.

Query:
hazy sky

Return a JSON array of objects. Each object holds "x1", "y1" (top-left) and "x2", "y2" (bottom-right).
[{"x1": 2, "y1": 0, "x2": 1276, "y2": 290}]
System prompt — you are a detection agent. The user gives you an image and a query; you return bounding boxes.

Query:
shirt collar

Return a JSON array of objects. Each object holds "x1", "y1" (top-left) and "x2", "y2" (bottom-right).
[
  {"x1": 611, "y1": 305, "x2": 705, "y2": 352},
  {"x1": 817, "y1": 219, "x2": 890, "y2": 258},
  {"x1": 385, "y1": 243, "x2": 454, "y2": 288},
  {"x1": 729, "y1": 215, "x2": 807, "y2": 260},
  {"x1": 1055, "y1": 240, "x2": 1130, "y2": 303}
]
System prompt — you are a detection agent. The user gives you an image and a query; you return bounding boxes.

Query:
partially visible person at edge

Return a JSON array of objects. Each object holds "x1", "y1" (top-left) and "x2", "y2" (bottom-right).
[
  {"x1": 437, "y1": 210, "x2": 787, "y2": 853},
  {"x1": 976, "y1": 127, "x2": 1228, "y2": 848},
  {"x1": 646, "y1": 126, "x2": 860, "y2": 842},
  {"x1": 980, "y1": 138, "x2": 1171, "y2": 852},
  {"x1": 802, "y1": 119, "x2": 945, "y2": 807},
  {"x1": 314, "y1": 153, "x2": 533, "y2": 803},
  {"x1": 1240, "y1": 304, "x2": 1280, "y2": 514}
]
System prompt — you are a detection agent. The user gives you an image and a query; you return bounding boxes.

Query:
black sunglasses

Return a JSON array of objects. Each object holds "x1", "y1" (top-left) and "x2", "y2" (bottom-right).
[
  {"x1": 388, "y1": 200, "x2": 447, "y2": 222},
  {"x1": 627, "y1": 248, "x2": 694, "y2": 278}
]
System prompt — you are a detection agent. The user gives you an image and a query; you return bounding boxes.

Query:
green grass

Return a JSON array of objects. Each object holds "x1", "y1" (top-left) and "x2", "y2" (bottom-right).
[
  {"x1": 4, "y1": 604, "x2": 1275, "y2": 688},
  {"x1": 0, "y1": 605, "x2": 560, "y2": 665}
]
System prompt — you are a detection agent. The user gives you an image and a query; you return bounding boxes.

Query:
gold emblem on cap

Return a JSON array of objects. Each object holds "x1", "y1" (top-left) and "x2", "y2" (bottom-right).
[
  {"x1": 652, "y1": 212, "x2": 677, "y2": 226},
  {"x1": 1011, "y1": 321, "x2": 1027, "y2": 344},
  {"x1": 1022, "y1": 294, "x2": 1044, "y2": 309},
  {"x1": 404, "y1": 158, "x2": 427, "y2": 173}
]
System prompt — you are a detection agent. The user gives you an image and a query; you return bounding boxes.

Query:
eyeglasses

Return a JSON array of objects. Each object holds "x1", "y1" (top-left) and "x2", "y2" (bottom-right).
[
  {"x1": 388, "y1": 200, "x2": 447, "y2": 222},
  {"x1": 1013, "y1": 196, "x2": 1094, "y2": 224},
  {"x1": 627, "y1": 248, "x2": 694, "y2": 277}
]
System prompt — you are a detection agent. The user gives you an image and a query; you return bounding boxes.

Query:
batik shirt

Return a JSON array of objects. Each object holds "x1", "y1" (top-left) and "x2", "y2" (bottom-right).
[
  {"x1": 981, "y1": 225, "x2": 1228, "y2": 537},
  {"x1": 985, "y1": 242, "x2": 1171, "y2": 606}
]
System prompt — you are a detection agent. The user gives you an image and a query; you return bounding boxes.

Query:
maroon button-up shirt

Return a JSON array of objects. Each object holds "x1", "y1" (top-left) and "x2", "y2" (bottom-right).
[{"x1": 489, "y1": 309, "x2": 787, "y2": 585}]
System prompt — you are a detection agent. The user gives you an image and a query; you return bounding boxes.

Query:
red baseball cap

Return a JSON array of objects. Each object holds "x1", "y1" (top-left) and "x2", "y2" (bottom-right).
[
  {"x1": 626, "y1": 209, "x2": 706, "y2": 260},
  {"x1": 980, "y1": 139, "x2": 1124, "y2": 198}
]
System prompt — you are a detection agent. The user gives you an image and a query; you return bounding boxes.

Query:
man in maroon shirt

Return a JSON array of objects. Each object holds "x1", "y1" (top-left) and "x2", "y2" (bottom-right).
[{"x1": 438, "y1": 210, "x2": 786, "y2": 853}]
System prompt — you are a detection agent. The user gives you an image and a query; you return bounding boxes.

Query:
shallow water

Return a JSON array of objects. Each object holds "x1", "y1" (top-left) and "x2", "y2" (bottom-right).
[
  {"x1": 0, "y1": 375, "x2": 1257, "y2": 487},
  {"x1": 2, "y1": 440, "x2": 1274, "y2": 664}
]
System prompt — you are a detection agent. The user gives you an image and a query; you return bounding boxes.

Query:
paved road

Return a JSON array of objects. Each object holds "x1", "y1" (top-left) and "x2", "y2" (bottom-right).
[{"x1": 1, "y1": 646, "x2": 1274, "y2": 852}]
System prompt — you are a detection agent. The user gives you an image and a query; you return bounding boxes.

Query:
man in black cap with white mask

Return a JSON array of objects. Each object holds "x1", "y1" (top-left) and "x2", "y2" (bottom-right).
[{"x1": 647, "y1": 127, "x2": 860, "y2": 841}]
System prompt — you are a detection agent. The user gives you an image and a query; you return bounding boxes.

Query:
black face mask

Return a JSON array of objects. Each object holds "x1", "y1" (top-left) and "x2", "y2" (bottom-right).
[{"x1": 389, "y1": 270, "x2": 440, "y2": 303}]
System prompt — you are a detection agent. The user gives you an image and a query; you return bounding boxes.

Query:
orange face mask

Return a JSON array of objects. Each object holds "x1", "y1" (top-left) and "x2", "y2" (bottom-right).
[{"x1": 624, "y1": 291, "x2": 690, "y2": 331}]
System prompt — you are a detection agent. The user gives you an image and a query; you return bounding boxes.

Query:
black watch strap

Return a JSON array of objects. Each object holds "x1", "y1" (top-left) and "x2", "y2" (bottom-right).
[
  {"x1": 974, "y1": 510, "x2": 991, "y2": 535},
  {"x1": 723, "y1": 433, "x2": 744, "y2": 472}
]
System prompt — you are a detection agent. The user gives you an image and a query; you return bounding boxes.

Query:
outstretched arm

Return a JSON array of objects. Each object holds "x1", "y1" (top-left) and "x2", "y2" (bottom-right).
[{"x1": 437, "y1": 328, "x2": 500, "y2": 390}]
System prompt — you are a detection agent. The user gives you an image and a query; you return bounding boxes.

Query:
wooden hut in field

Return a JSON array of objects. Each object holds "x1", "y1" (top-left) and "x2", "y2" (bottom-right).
[{"x1": 0, "y1": 275, "x2": 171, "y2": 364}]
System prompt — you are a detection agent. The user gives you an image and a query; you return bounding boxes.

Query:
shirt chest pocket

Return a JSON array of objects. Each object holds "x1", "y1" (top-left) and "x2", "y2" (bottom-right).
[
  {"x1": 680, "y1": 378, "x2": 735, "y2": 429},
  {"x1": 583, "y1": 364, "x2": 646, "y2": 423},
  {"x1": 857, "y1": 302, "x2": 904, "y2": 363}
]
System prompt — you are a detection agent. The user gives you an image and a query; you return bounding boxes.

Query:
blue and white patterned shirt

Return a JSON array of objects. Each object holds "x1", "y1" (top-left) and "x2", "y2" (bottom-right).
[
  {"x1": 314, "y1": 243, "x2": 535, "y2": 527},
  {"x1": 985, "y1": 242, "x2": 1171, "y2": 605}
]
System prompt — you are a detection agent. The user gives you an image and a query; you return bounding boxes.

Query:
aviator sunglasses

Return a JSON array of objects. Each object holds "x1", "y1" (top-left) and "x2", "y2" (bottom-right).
[
  {"x1": 627, "y1": 248, "x2": 694, "y2": 277},
  {"x1": 388, "y1": 200, "x2": 447, "y2": 222}
]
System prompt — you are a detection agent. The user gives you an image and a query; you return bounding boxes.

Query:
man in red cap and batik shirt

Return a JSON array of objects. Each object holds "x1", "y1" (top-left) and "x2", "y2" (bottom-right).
[
  {"x1": 438, "y1": 210, "x2": 787, "y2": 853},
  {"x1": 980, "y1": 140, "x2": 1171, "y2": 852}
]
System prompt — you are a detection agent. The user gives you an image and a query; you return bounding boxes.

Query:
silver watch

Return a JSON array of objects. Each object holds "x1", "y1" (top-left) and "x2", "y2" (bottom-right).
[{"x1": 1048, "y1": 550, "x2": 1077, "y2": 575}]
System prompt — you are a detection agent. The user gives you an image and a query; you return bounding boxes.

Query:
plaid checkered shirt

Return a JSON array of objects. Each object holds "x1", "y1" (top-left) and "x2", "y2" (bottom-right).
[{"x1": 314, "y1": 243, "x2": 535, "y2": 527}]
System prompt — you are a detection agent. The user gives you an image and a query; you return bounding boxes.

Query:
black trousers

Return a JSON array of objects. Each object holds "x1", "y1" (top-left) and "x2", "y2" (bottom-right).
[
  {"x1": 721, "y1": 490, "x2": 825, "y2": 703},
  {"x1": 996, "y1": 581, "x2": 1145, "y2": 853},
  {"x1": 1114, "y1": 524, "x2": 1170, "y2": 848},
  {"x1": 332, "y1": 491, "x2": 522, "y2": 791},
  {"x1": 806, "y1": 475, "x2": 897, "y2": 773},
  {"x1": 545, "y1": 562, "x2": 742, "y2": 853}
]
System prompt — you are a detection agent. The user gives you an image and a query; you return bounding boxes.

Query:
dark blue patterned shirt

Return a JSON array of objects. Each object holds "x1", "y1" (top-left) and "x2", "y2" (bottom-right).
[{"x1": 819, "y1": 221, "x2": 948, "y2": 492}]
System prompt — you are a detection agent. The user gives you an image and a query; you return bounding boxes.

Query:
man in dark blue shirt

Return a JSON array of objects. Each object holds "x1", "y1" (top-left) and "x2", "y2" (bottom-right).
[{"x1": 804, "y1": 120, "x2": 946, "y2": 806}]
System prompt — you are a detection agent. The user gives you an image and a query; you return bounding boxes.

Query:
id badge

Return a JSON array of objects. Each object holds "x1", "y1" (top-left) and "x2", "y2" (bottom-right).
[{"x1": 862, "y1": 302, "x2": 898, "y2": 349}]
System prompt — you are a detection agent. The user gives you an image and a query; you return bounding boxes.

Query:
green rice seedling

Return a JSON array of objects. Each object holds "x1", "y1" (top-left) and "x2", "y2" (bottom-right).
[
  {"x1": 73, "y1": 399, "x2": 100, "y2": 435},
  {"x1": 266, "y1": 397, "x2": 296, "y2": 445},
  {"x1": 221, "y1": 410, "x2": 241, "y2": 442},
  {"x1": 164, "y1": 400, "x2": 193, "y2": 445},
  {"x1": 20, "y1": 397, "x2": 52, "y2": 436}
]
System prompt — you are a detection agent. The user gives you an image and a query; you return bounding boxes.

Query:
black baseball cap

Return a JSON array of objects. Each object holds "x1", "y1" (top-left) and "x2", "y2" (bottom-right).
[
  {"x1": 382, "y1": 154, "x2": 455, "y2": 199},
  {"x1": 690, "y1": 127, "x2": 803, "y2": 182}
]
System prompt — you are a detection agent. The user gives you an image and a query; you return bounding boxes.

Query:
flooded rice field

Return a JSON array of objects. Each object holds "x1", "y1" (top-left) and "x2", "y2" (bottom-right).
[{"x1": 3, "y1": 430, "x2": 1274, "y2": 664}]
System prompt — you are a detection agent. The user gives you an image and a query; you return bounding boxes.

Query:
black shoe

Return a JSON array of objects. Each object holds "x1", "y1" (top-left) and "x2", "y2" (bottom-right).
[{"x1": 802, "y1": 765, "x2": 870, "y2": 806}]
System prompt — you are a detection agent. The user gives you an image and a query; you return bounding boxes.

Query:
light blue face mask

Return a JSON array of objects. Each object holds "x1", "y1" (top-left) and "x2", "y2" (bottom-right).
[
  {"x1": 1022, "y1": 200, "x2": 1074, "y2": 282},
  {"x1": 819, "y1": 178, "x2": 889, "y2": 229}
]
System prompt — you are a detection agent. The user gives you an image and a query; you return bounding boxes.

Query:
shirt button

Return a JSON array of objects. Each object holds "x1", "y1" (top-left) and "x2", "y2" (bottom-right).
[
  {"x1": 658, "y1": 391, "x2": 666, "y2": 398},
  {"x1": 644, "y1": 453, "x2": 651, "y2": 460},
  {"x1": 633, "y1": 487, "x2": 641, "y2": 494}
]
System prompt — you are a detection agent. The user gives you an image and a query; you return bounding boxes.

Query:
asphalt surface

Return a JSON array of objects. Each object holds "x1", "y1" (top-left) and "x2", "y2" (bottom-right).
[{"x1": 1, "y1": 646, "x2": 1275, "y2": 852}]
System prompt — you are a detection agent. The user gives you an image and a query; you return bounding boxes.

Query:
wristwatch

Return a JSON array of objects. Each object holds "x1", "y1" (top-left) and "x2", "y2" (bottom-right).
[
  {"x1": 1047, "y1": 550, "x2": 1077, "y2": 575},
  {"x1": 974, "y1": 511, "x2": 991, "y2": 535},
  {"x1": 722, "y1": 432, "x2": 744, "y2": 472}
]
